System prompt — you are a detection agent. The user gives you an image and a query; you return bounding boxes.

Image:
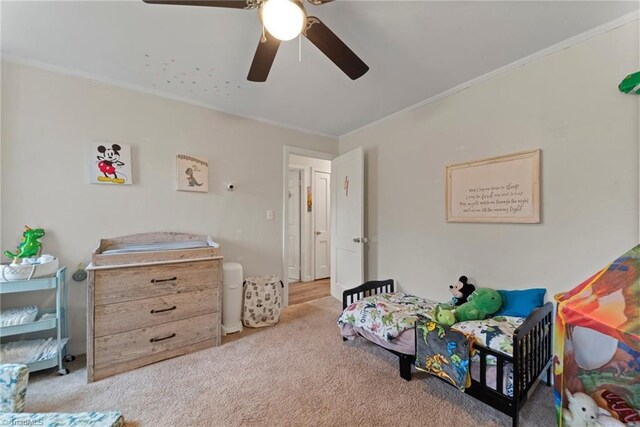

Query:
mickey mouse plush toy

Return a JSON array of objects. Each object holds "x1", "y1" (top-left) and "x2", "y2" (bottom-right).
[{"x1": 449, "y1": 275, "x2": 476, "y2": 306}]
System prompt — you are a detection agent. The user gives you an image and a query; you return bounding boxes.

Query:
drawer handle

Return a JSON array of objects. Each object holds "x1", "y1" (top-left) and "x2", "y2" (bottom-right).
[
  {"x1": 150, "y1": 333, "x2": 176, "y2": 343},
  {"x1": 150, "y1": 305, "x2": 177, "y2": 314},
  {"x1": 151, "y1": 276, "x2": 177, "y2": 284}
]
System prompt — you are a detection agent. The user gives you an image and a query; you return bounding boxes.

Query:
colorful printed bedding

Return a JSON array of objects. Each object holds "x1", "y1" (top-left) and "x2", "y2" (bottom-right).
[
  {"x1": 415, "y1": 316, "x2": 473, "y2": 391},
  {"x1": 337, "y1": 292, "x2": 437, "y2": 341},
  {"x1": 337, "y1": 292, "x2": 524, "y2": 356},
  {"x1": 455, "y1": 315, "x2": 525, "y2": 357},
  {"x1": 338, "y1": 292, "x2": 526, "y2": 396}
]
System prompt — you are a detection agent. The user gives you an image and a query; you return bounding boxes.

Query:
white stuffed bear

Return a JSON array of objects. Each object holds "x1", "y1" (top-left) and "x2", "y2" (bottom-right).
[
  {"x1": 563, "y1": 390, "x2": 600, "y2": 427},
  {"x1": 562, "y1": 390, "x2": 625, "y2": 427}
]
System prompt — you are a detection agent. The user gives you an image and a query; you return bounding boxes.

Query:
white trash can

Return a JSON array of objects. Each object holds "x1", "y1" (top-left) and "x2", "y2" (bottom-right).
[{"x1": 222, "y1": 262, "x2": 243, "y2": 335}]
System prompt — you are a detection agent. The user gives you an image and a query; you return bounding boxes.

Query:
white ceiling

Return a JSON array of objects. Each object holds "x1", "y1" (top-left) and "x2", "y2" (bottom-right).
[{"x1": 2, "y1": 1, "x2": 638, "y2": 137}]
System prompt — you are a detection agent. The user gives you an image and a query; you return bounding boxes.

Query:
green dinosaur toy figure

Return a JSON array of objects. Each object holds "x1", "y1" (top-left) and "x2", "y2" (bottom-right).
[
  {"x1": 435, "y1": 305, "x2": 457, "y2": 327},
  {"x1": 3, "y1": 226, "x2": 45, "y2": 260},
  {"x1": 619, "y1": 71, "x2": 640, "y2": 94},
  {"x1": 435, "y1": 288, "x2": 503, "y2": 327}
]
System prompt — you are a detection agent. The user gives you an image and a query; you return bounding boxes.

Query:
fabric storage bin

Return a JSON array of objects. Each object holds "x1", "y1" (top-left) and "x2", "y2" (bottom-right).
[{"x1": 242, "y1": 275, "x2": 283, "y2": 328}]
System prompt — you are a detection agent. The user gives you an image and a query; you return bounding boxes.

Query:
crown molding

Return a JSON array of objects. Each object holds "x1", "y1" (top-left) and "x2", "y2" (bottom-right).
[
  {"x1": 340, "y1": 10, "x2": 640, "y2": 139},
  {"x1": 0, "y1": 54, "x2": 338, "y2": 140}
]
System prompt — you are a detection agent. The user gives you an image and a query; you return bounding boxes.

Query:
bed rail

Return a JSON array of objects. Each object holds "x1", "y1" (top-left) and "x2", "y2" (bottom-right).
[
  {"x1": 442, "y1": 302, "x2": 553, "y2": 427},
  {"x1": 513, "y1": 302, "x2": 554, "y2": 397},
  {"x1": 342, "y1": 279, "x2": 395, "y2": 309},
  {"x1": 465, "y1": 344, "x2": 516, "y2": 424},
  {"x1": 472, "y1": 345, "x2": 514, "y2": 394}
]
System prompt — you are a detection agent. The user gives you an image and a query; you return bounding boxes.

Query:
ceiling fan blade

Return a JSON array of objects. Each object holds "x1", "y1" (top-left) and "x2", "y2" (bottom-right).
[
  {"x1": 142, "y1": 0, "x2": 255, "y2": 9},
  {"x1": 247, "y1": 31, "x2": 281, "y2": 82},
  {"x1": 302, "y1": 16, "x2": 369, "y2": 80},
  {"x1": 305, "y1": 0, "x2": 335, "y2": 5}
]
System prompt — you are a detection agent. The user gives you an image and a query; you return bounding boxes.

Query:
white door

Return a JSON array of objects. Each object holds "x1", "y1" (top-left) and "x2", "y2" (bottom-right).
[
  {"x1": 314, "y1": 170, "x2": 331, "y2": 279},
  {"x1": 330, "y1": 147, "x2": 364, "y2": 299},
  {"x1": 287, "y1": 169, "x2": 301, "y2": 281}
]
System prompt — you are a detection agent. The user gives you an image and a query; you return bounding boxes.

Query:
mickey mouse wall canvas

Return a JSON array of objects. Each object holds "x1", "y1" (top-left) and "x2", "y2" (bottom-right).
[{"x1": 89, "y1": 142, "x2": 132, "y2": 185}]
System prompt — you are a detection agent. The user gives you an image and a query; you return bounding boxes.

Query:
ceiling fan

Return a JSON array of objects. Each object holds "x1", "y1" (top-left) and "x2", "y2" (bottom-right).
[{"x1": 142, "y1": 0, "x2": 369, "y2": 82}]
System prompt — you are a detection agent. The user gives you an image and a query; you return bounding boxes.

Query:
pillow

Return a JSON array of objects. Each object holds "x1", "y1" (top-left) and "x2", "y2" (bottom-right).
[{"x1": 494, "y1": 288, "x2": 546, "y2": 318}]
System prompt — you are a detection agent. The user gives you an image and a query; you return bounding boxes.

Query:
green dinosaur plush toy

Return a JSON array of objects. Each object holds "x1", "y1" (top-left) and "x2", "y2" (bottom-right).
[
  {"x1": 3, "y1": 226, "x2": 45, "y2": 260},
  {"x1": 435, "y1": 288, "x2": 503, "y2": 327},
  {"x1": 434, "y1": 304, "x2": 456, "y2": 327}
]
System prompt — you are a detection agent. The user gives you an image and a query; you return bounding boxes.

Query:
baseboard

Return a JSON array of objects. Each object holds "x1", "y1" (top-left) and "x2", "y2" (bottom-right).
[{"x1": 331, "y1": 282, "x2": 347, "y2": 301}]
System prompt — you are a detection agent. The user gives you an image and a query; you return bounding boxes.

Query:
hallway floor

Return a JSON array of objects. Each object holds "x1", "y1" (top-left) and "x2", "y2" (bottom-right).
[{"x1": 288, "y1": 278, "x2": 330, "y2": 305}]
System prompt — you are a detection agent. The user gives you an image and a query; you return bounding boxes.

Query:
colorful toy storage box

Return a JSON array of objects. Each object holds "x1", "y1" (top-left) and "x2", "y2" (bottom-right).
[{"x1": 554, "y1": 245, "x2": 639, "y2": 425}]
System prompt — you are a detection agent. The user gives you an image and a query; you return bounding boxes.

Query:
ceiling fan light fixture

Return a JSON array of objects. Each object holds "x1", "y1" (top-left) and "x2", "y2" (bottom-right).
[{"x1": 260, "y1": 0, "x2": 306, "y2": 41}]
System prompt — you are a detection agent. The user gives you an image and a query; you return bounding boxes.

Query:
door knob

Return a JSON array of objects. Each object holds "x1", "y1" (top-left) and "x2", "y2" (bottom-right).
[
  {"x1": 353, "y1": 237, "x2": 368, "y2": 243},
  {"x1": 316, "y1": 231, "x2": 321, "y2": 235}
]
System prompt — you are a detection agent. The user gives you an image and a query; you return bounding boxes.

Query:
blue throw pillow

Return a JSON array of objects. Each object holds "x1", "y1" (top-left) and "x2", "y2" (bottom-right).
[{"x1": 495, "y1": 288, "x2": 546, "y2": 318}]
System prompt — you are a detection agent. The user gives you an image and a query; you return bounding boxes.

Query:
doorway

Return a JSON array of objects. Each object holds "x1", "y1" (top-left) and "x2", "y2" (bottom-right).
[
  {"x1": 283, "y1": 148, "x2": 334, "y2": 306},
  {"x1": 287, "y1": 167, "x2": 303, "y2": 282}
]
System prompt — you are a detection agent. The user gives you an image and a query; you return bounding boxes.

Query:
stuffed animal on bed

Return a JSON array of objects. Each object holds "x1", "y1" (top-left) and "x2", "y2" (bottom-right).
[
  {"x1": 435, "y1": 288, "x2": 503, "y2": 327},
  {"x1": 449, "y1": 275, "x2": 476, "y2": 306},
  {"x1": 434, "y1": 305, "x2": 457, "y2": 326}
]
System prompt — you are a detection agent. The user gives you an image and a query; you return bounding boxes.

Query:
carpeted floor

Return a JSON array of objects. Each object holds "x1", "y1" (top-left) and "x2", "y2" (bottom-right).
[{"x1": 27, "y1": 296, "x2": 555, "y2": 426}]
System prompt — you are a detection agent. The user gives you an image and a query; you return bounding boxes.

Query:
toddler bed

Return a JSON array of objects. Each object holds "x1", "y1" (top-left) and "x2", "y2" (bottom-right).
[{"x1": 338, "y1": 280, "x2": 553, "y2": 427}]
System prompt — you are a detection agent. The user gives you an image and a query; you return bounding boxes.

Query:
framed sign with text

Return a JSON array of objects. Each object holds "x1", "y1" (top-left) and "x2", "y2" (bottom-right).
[{"x1": 446, "y1": 149, "x2": 541, "y2": 223}]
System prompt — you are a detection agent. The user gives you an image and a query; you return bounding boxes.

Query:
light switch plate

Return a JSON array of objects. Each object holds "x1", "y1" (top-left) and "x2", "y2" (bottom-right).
[{"x1": 266, "y1": 210, "x2": 274, "y2": 220}]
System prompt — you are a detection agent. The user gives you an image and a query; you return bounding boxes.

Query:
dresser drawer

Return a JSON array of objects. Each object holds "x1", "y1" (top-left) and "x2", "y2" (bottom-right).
[
  {"x1": 94, "y1": 288, "x2": 219, "y2": 337},
  {"x1": 94, "y1": 260, "x2": 220, "y2": 305},
  {"x1": 93, "y1": 313, "x2": 218, "y2": 377}
]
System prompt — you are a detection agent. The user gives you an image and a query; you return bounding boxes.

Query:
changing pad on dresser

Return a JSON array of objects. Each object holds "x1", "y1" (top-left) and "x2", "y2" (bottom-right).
[{"x1": 101, "y1": 239, "x2": 218, "y2": 254}]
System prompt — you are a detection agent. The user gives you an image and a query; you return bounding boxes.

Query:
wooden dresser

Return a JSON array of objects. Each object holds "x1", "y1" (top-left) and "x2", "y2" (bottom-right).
[{"x1": 86, "y1": 232, "x2": 222, "y2": 382}]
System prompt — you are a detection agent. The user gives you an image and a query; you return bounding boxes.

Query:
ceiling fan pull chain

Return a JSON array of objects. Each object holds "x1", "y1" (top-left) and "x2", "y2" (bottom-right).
[
  {"x1": 298, "y1": 34, "x2": 302, "y2": 62},
  {"x1": 261, "y1": 24, "x2": 267, "y2": 43}
]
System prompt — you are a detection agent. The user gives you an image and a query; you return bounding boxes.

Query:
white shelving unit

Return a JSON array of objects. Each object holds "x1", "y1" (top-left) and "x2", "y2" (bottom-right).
[{"x1": 0, "y1": 267, "x2": 74, "y2": 375}]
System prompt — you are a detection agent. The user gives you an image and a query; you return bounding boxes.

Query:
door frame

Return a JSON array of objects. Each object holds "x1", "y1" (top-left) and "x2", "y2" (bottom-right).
[{"x1": 282, "y1": 146, "x2": 335, "y2": 307}]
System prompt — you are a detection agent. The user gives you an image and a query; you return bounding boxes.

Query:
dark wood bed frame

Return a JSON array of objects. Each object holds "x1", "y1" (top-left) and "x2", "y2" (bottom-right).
[{"x1": 342, "y1": 280, "x2": 553, "y2": 427}]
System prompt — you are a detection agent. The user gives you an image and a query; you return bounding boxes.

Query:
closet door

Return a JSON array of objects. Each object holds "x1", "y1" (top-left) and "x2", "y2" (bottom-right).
[{"x1": 314, "y1": 170, "x2": 330, "y2": 280}]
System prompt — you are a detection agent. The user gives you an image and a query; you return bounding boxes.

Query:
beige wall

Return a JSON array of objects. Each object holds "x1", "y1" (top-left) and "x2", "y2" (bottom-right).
[
  {"x1": 340, "y1": 21, "x2": 639, "y2": 303},
  {"x1": 0, "y1": 62, "x2": 337, "y2": 355}
]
